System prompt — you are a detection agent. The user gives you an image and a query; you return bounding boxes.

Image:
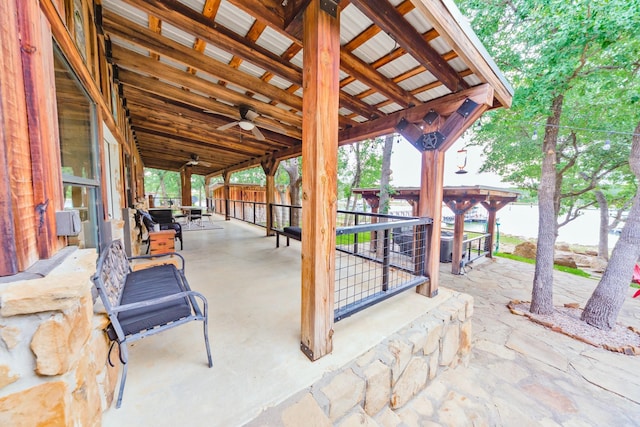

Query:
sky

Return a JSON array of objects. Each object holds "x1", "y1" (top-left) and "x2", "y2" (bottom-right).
[{"x1": 389, "y1": 134, "x2": 506, "y2": 188}]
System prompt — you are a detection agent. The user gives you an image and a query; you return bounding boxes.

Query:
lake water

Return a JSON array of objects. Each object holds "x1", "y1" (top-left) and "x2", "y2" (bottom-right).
[{"x1": 451, "y1": 204, "x2": 619, "y2": 247}]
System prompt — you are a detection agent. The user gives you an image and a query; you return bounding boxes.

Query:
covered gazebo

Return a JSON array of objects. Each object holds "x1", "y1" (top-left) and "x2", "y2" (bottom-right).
[{"x1": 354, "y1": 186, "x2": 519, "y2": 273}]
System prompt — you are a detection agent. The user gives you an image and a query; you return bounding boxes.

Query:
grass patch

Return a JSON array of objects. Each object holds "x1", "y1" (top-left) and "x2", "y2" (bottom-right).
[
  {"x1": 337, "y1": 232, "x2": 372, "y2": 245},
  {"x1": 494, "y1": 252, "x2": 592, "y2": 278}
]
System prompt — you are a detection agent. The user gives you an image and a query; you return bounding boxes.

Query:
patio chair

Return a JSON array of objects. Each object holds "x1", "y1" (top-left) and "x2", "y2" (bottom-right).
[
  {"x1": 189, "y1": 209, "x2": 202, "y2": 226},
  {"x1": 148, "y1": 209, "x2": 183, "y2": 250}
]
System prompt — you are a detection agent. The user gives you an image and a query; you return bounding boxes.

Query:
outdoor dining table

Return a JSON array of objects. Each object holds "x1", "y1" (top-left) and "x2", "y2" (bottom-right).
[{"x1": 176, "y1": 206, "x2": 204, "y2": 229}]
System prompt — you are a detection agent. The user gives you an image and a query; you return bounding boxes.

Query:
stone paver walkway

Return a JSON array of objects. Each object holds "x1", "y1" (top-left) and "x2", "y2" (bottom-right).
[{"x1": 392, "y1": 258, "x2": 640, "y2": 426}]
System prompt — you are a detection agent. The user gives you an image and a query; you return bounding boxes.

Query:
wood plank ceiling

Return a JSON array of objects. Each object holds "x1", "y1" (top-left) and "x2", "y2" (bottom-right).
[{"x1": 100, "y1": 0, "x2": 512, "y2": 176}]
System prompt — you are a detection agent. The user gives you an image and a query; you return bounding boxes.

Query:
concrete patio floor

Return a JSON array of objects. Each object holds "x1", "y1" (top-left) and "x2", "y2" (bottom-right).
[
  {"x1": 102, "y1": 216, "x2": 455, "y2": 426},
  {"x1": 103, "y1": 216, "x2": 640, "y2": 426}
]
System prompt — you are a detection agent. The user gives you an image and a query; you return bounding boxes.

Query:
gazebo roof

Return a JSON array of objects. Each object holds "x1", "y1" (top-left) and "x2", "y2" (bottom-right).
[{"x1": 353, "y1": 185, "x2": 520, "y2": 204}]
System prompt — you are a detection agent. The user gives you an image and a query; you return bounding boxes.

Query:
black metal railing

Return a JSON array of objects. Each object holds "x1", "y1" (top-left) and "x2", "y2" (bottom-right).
[
  {"x1": 213, "y1": 198, "x2": 267, "y2": 228},
  {"x1": 461, "y1": 233, "x2": 492, "y2": 267},
  {"x1": 334, "y1": 215, "x2": 431, "y2": 321},
  {"x1": 270, "y1": 203, "x2": 302, "y2": 230}
]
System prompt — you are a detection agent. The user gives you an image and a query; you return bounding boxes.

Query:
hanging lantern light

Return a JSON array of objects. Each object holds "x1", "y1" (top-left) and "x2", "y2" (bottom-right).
[{"x1": 455, "y1": 148, "x2": 468, "y2": 174}]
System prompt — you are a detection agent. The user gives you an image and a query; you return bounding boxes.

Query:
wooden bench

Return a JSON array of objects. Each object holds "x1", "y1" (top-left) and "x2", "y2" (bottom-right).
[
  {"x1": 274, "y1": 226, "x2": 301, "y2": 248},
  {"x1": 92, "y1": 240, "x2": 212, "y2": 408}
]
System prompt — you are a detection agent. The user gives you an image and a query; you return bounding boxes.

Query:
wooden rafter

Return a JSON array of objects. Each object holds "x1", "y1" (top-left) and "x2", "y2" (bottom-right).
[
  {"x1": 349, "y1": 0, "x2": 468, "y2": 92},
  {"x1": 103, "y1": 12, "x2": 304, "y2": 110},
  {"x1": 111, "y1": 45, "x2": 302, "y2": 128},
  {"x1": 118, "y1": 0, "x2": 302, "y2": 84}
]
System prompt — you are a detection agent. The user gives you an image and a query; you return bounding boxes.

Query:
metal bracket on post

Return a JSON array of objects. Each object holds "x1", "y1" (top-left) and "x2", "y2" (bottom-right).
[
  {"x1": 320, "y1": 0, "x2": 339, "y2": 17},
  {"x1": 300, "y1": 342, "x2": 315, "y2": 361}
]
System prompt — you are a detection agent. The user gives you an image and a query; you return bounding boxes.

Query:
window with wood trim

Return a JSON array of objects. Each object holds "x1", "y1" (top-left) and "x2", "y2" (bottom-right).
[{"x1": 53, "y1": 44, "x2": 103, "y2": 249}]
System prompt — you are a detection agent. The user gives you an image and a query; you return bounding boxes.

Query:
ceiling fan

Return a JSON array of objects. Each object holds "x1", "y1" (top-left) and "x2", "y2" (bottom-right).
[
  {"x1": 182, "y1": 154, "x2": 211, "y2": 168},
  {"x1": 215, "y1": 105, "x2": 265, "y2": 141}
]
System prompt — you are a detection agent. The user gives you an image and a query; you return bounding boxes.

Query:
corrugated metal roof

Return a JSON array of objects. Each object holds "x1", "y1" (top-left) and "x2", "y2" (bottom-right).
[
  {"x1": 203, "y1": 44, "x2": 234, "y2": 64},
  {"x1": 352, "y1": 32, "x2": 397, "y2": 64},
  {"x1": 99, "y1": 0, "x2": 513, "y2": 174},
  {"x1": 378, "y1": 102, "x2": 404, "y2": 115},
  {"x1": 340, "y1": 5, "x2": 373, "y2": 44},
  {"x1": 215, "y1": 1, "x2": 254, "y2": 38},
  {"x1": 404, "y1": 8, "x2": 434, "y2": 34},
  {"x1": 237, "y1": 62, "x2": 267, "y2": 80},
  {"x1": 106, "y1": 0, "x2": 148, "y2": 27},
  {"x1": 398, "y1": 72, "x2": 438, "y2": 92},
  {"x1": 378, "y1": 55, "x2": 422, "y2": 80},
  {"x1": 161, "y1": 22, "x2": 197, "y2": 49},
  {"x1": 342, "y1": 80, "x2": 370, "y2": 97},
  {"x1": 110, "y1": 35, "x2": 148, "y2": 57},
  {"x1": 255, "y1": 27, "x2": 294, "y2": 57}
]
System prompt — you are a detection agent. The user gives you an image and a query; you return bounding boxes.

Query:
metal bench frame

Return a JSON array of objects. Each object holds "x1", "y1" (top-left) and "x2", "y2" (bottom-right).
[
  {"x1": 274, "y1": 226, "x2": 301, "y2": 248},
  {"x1": 92, "y1": 240, "x2": 212, "y2": 408}
]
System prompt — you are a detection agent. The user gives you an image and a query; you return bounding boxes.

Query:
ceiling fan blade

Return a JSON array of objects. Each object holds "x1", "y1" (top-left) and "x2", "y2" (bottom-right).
[
  {"x1": 251, "y1": 126, "x2": 265, "y2": 141},
  {"x1": 199, "y1": 161, "x2": 212, "y2": 167},
  {"x1": 245, "y1": 109, "x2": 259, "y2": 121},
  {"x1": 217, "y1": 121, "x2": 240, "y2": 131}
]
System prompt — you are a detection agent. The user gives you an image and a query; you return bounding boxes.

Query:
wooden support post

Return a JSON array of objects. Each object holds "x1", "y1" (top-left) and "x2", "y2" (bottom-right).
[
  {"x1": 417, "y1": 150, "x2": 445, "y2": 297},
  {"x1": 481, "y1": 199, "x2": 514, "y2": 258},
  {"x1": 17, "y1": 0, "x2": 62, "y2": 259},
  {"x1": 181, "y1": 166, "x2": 192, "y2": 207},
  {"x1": 451, "y1": 210, "x2": 466, "y2": 274},
  {"x1": 261, "y1": 158, "x2": 280, "y2": 236},
  {"x1": 445, "y1": 199, "x2": 474, "y2": 275},
  {"x1": 223, "y1": 171, "x2": 230, "y2": 221},
  {"x1": 485, "y1": 207, "x2": 497, "y2": 257},
  {"x1": 300, "y1": 0, "x2": 340, "y2": 361}
]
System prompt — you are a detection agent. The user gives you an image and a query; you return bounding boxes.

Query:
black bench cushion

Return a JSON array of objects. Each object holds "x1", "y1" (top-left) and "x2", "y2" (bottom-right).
[
  {"x1": 283, "y1": 226, "x2": 302, "y2": 239},
  {"x1": 118, "y1": 264, "x2": 192, "y2": 335}
]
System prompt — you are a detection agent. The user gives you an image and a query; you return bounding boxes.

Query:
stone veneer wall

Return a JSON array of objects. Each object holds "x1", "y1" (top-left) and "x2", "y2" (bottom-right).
[
  {"x1": 250, "y1": 292, "x2": 473, "y2": 426},
  {"x1": 0, "y1": 249, "x2": 117, "y2": 426}
]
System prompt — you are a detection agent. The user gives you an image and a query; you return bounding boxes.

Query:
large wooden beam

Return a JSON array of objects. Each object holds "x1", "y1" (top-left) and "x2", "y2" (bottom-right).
[
  {"x1": 339, "y1": 49, "x2": 420, "y2": 108},
  {"x1": 339, "y1": 84, "x2": 493, "y2": 144},
  {"x1": 123, "y1": 88, "x2": 300, "y2": 147},
  {"x1": 117, "y1": 69, "x2": 303, "y2": 139},
  {"x1": 300, "y1": 0, "x2": 340, "y2": 361},
  {"x1": 102, "y1": 12, "x2": 303, "y2": 111},
  {"x1": 18, "y1": 0, "x2": 62, "y2": 259},
  {"x1": 350, "y1": 0, "x2": 467, "y2": 93},
  {"x1": 410, "y1": 0, "x2": 513, "y2": 108},
  {"x1": 0, "y1": 0, "x2": 19, "y2": 275},
  {"x1": 119, "y1": 0, "x2": 301, "y2": 85},
  {"x1": 111, "y1": 45, "x2": 303, "y2": 129},
  {"x1": 181, "y1": 166, "x2": 192, "y2": 206}
]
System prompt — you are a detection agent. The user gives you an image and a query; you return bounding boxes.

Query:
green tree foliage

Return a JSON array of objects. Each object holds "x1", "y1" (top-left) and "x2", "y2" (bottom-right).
[
  {"x1": 230, "y1": 167, "x2": 267, "y2": 185},
  {"x1": 457, "y1": 0, "x2": 640, "y2": 315},
  {"x1": 338, "y1": 138, "x2": 386, "y2": 212},
  {"x1": 144, "y1": 168, "x2": 180, "y2": 204}
]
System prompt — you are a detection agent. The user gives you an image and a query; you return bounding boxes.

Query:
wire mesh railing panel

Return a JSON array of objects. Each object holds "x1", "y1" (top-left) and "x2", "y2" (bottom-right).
[{"x1": 334, "y1": 216, "x2": 432, "y2": 321}]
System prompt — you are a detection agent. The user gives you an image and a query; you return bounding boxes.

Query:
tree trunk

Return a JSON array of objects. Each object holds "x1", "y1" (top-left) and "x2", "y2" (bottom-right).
[
  {"x1": 344, "y1": 143, "x2": 363, "y2": 225},
  {"x1": 581, "y1": 121, "x2": 640, "y2": 330},
  {"x1": 594, "y1": 190, "x2": 609, "y2": 260},
  {"x1": 530, "y1": 95, "x2": 564, "y2": 315},
  {"x1": 378, "y1": 134, "x2": 394, "y2": 215},
  {"x1": 376, "y1": 134, "x2": 394, "y2": 258},
  {"x1": 282, "y1": 158, "x2": 302, "y2": 226}
]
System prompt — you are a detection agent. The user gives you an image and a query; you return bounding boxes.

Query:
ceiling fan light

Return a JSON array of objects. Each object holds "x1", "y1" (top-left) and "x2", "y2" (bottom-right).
[{"x1": 238, "y1": 120, "x2": 255, "y2": 131}]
